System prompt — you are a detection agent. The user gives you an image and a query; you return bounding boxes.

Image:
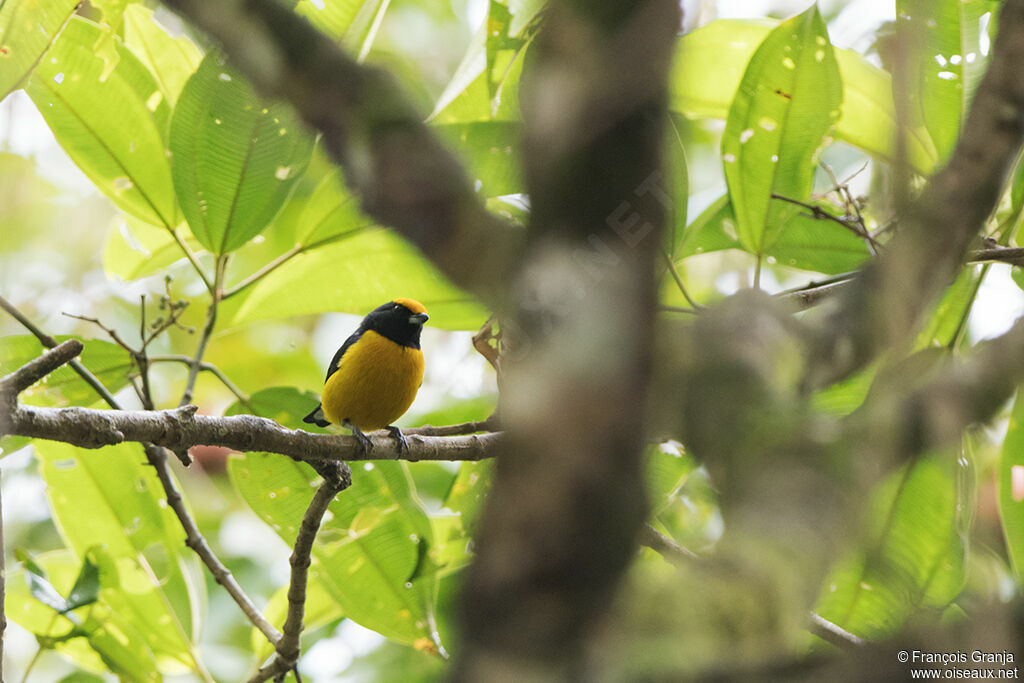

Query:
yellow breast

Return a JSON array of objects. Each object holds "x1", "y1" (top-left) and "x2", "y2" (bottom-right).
[{"x1": 320, "y1": 329, "x2": 425, "y2": 431}]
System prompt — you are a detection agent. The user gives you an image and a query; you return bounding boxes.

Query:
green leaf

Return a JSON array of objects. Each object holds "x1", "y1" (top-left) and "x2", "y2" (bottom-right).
[
  {"x1": 26, "y1": 16, "x2": 179, "y2": 228},
  {"x1": 295, "y1": 168, "x2": 370, "y2": 247},
  {"x1": 670, "y1": 195, "x2": 869, "y2": 275},
  {"x1": 665, "y1": 117, "x2": 689, "y2": 258},
  {"x1": 443, "y1": 460, "x2": 494, "y2": 527},
  {"x1": 916, "y1": 266, "x2": 982, "y2": 348},
  {"x1": 813, "y1": 456, "x2": 966, "y2": 641},
  {"x1": 1000, "y1": 389, "x2": 1024, "y2": 580},
  {"x1": 16, "y1": 548, "x2": 71, "y2": 613},
  {"x1": 646, "y1": 441, "x2": 698, "y2": 519},
  {"x1": 0, "y1": 0, "x2": 79, "y2": 100},
  {"x1": 6, "y1": 549, "x2": 162, "y2": 681},
  {"x1": 768, "y1": 208, "x2": 870, "y2": 274},
  {"x1": 296, "y1": 0, "x2": 390, "y2": 56},
  {"x1": 897, "y1": 0, "x2": 989, "y2": 162},
  {"x1": 122, "y1": 4, "x2": 202, "y2": 106},
  {"x1": 103, "y1": 216, "x2": 203, "y2": 281},
  {"x1": 672, "y1": 194, "x2": 738, "y2": 259},
  {"x1": 672, "y1": 19, "x2": 938, "y2": 175},
  {"x1": 35, "y1": 440, "x2": 206, "y2": 675},
  {"x1": 0, "y1": 335, "x2": 132, "y2": 407},
  {"x1": 721, "y1": 6, "x2": 842, "y2": 254},
  {"x1": 430, "y1": 0, "x2": 540, "y2": 124},
  {"x1": 227, "y1": 388, "x2": 443, "y2": 649},
  {"x1": 221, "y1": 228, "x2": 490, "y2": 330},
  {"x1": 64, "y1": 551, "x2": 102, "y2": 613},
  {"x1": 435, "y1": 121, "x2": 522, "y2": 197},
  {"x1": 170, "y1": 52, "x2": 314, "y2": 254}
]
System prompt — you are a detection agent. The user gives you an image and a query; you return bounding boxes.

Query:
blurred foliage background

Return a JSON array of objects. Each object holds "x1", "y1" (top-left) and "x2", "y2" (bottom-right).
[{"x1": 2, "y1": 0, "x2": 1024, "y2": 680}]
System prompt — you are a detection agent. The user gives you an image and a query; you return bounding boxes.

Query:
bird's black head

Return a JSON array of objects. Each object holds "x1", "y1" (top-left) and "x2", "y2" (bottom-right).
[{"x1": 361, "y1": 298, "x2": 429, "y2": 348}]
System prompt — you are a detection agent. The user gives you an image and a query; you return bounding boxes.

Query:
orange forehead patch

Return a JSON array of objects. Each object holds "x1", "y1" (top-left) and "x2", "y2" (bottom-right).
[{"x1": 393, "y1": 298, "x2": 427, "y2": 315}]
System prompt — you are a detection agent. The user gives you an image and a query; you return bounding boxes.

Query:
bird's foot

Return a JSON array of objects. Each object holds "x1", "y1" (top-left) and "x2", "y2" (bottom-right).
[
  {"x1": 386, "y1": 425, "x2": 409, "y2": 455},
  {"x1": 346, "y1": 422, "x2": 373, "y2": 456}
]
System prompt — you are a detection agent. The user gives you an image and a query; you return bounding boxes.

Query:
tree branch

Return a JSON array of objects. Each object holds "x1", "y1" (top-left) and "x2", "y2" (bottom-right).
[
  {"x1": 5, "y1": 402, "x2": 500, "y2": 463},
  {"x1": 157, "y1": 0, "x2": 523, "y2": 308},
  {"x1": 250, "y1": 468, "x2": 349, "y2": 682}
]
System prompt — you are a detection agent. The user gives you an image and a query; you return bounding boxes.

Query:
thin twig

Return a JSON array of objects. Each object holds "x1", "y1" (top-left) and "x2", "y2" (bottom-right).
[
  {"x1": 251, "y1": 468, "x2": 350, "y2": 682},
  {"x1": 144, "y1": 443, "x2": 283, "y2": 645},
  {"x1": 639, "y1": 523, "x2": 698, "y2": 568},
  {"x1": 150, "y1": 355, "x2": 251, "y2": 408},
  {"x1": 770, "y1": 192, "x2": 874, "y2": 247},
  {"x1": 808, "y1": 611, "x2": 866, "y2": 649},
  {"x1": 661, "y1": 250, "x2": 704, "y2": 311},
  {"x1": 222, "y1": 226, "x2": 375, "y2": 300},
  {"x1": 222, "y1": 244, "x2": 304, "y2": 300},
  {"x1": 170, "y1": 226, "x2": 214, "y2": 295},
  {"x1": 181, "y1": 255, "x2": 227, "y2": 407},
  {"x1": 0, "y1": 340, "x2": 84, "y2": 399},
  {"x1": 403, "y1": 416, "x2": 499, "y2": 436}
]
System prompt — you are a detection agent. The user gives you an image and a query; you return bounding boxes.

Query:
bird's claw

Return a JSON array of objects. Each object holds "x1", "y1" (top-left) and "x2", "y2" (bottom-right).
[
  {"x1": 346, "y1": 422, "x2": 373, "y2": 456},
  {"x1": 386, "y1": 425, "x2": 409, "y2": 455}
]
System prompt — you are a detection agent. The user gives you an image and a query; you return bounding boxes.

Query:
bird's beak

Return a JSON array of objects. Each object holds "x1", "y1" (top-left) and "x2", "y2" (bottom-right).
[{"x1": 410, "y1": 312, "x2": 429, "y2": 325}]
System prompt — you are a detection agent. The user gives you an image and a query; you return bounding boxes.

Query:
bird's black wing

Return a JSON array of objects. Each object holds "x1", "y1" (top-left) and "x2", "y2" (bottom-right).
[
  {"x1": 303, "y1": 328, "x2": 365, "y2": 428},
  {"x1": 324, "y1": 328, "x2": 364, "y2": 381}
]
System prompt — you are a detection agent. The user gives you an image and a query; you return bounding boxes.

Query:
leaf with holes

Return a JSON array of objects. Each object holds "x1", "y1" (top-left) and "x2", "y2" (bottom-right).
[
  {"x1": 721, "y1": 6, "x2": 842, "y2": 254},
  {"x1": 122, "y1": 4, "x2": 202, "y2": 106},
  {"x1": 897, "y1": 0, "x2": 990, "y2": 162},
  {"x1": 170, "y1": 52, "x2": 314, "y2": 254},
  {"x1": 35, "y1": 441, "x2": 206, "y2": 675},
  {"x1": 673, "y1": 19, "x2": 938, "y2": 175},
  {"x1": 25, "y1": 16, "x2": 178, "y2": 228},
  {"x1": 0, "y1": 0, "x2": 79, "y2": 100},
  {"x1": 6, "y1": 548, "x2": 162, "y2": 681}
]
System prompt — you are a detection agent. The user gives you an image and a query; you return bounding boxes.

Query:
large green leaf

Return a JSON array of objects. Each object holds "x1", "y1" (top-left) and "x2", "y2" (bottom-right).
[
  {"x1": 26, "y1": 16, "x2": 179, "y2": 227},
  {"x1": 35, "y1": 440, "x2": 206, "y2": 675},
  {"x1": 226, "y1": 387, "x2": 444, "y2": 649},
  {"x1": 1000, "y1": 389, "x2": 1024, "y2": 580},
  {"x1": 429, "y1": 0, "x2": 540, "y2": 123},
  {"x1": 721, "y1": 6, "x2": 842, "y2": 254},
  {"x1": 673, "y1": 19, "x2": 939, "y2": 175},
  {"x1": 435, "y1": 121, "x2": 522, "y2": 197},
  {"x1": 0, "y1": 0, "x2": 79, "y2": 100},
  {"x1": 221, "y1": 226, "x2": 490, "y2": 330},
  {"x1": 122, "y1": 4, "x2": 202, "y2": 106},
  {"x1": 813, "y1": 456, "x2": 966, "y2": 642},
  {"x1": 169, "y1": 52, "x2": 314, "y2": 254},
  {"x1": 0, "y1": 334, "x2": 132, "y2": 407},
  {"x1": 6, "y1": 549, "x2": 162, "y2": 681},
  {"x1": 670, "y1": 194, "x2": 869, "y2": 276},
  {"x1": 897, "y1": 0, "x2": 989, "y2": 162}
]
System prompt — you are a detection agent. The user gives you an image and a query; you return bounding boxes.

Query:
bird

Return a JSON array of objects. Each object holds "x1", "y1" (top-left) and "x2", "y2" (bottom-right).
[{"x1": 303, "y1": 298, "x2": 428, "y2": 454}]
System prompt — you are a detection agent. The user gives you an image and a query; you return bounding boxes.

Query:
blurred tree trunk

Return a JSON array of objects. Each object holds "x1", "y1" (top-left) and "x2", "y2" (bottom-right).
[{"x1": 453, "y1": 0, "x2": 681, "y2": 679}]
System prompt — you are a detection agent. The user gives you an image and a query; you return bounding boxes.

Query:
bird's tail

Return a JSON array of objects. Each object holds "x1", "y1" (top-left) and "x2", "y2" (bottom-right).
[{"x1": 303, "y1": 404, "x2": 330, "y2": 428}]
